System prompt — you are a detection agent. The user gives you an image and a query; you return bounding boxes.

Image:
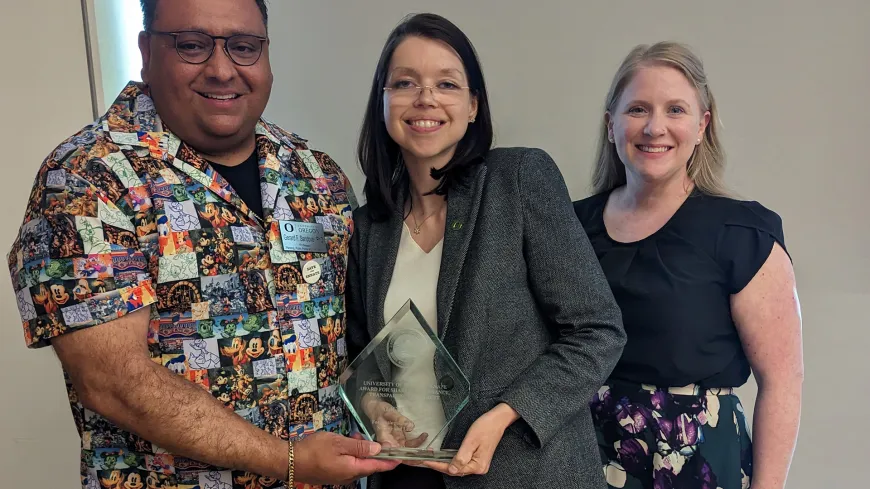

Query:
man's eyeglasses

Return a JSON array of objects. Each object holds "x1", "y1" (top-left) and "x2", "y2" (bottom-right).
[
  {"x1": 148, "y1": 30, "x2": 268, "y2": 66},
  {"x1": 383, "y1": 81, "x2": 471, "y2": 106}
]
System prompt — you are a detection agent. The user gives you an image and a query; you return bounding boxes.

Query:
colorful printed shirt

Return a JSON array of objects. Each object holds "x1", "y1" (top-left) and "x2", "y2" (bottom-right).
[{"x1": 8, "y1": 82, "x2": 357, "y2": 489}]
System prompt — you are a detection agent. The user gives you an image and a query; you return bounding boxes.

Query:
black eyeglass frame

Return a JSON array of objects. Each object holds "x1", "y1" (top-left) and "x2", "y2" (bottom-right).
[{"x1": 147, "y1": 30, "x2": 268, "y2": 66}]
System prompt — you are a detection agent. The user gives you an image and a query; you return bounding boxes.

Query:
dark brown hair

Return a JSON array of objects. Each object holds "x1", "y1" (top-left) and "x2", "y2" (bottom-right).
[{"x1": 357, "y1": 13, "x2": 494, "y2": 221}]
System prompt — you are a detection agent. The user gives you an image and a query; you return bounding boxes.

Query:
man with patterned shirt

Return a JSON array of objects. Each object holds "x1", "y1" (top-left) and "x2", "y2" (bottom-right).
[{"x1": 7, "y1": 0, "x2": 398, "y2": 488}]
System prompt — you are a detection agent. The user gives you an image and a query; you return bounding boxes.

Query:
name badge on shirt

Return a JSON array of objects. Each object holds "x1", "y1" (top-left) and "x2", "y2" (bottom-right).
[{"x1": 279, "y1": 221, "x2": 327, "y2": 253}]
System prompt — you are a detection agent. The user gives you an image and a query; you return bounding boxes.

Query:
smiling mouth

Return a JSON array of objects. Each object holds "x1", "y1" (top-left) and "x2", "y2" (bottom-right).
[
  {"x1": 636, "y1": 145, "x2": 672, "y2": 153},
  {"x1": 197, "y1": 92, "x2": 241, "y2": 100},
  {"x1": 406, "y1": 119, "x2": 444, "y2": 128}
]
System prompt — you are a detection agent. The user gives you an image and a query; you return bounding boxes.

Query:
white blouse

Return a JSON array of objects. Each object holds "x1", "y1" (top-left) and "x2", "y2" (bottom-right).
[{"x1": 383, "y1": 223, "x2": 447, "y2": 450}]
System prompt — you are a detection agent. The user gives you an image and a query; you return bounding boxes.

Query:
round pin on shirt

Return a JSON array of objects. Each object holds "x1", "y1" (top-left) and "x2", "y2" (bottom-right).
[{"x1": 302, "y1": 260, "x2": 322, "y2": 284}]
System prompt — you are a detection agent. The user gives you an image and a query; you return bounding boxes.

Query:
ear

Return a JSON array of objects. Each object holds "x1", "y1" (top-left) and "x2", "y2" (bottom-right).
[
  {"x1": 698, "y1": 110, "x2": 711, "y2": 143},
  {"x1": 263, "y1": 40, "x2": 274, "y2": 83},
  {"x1": 138, "y1": 31, "x2": 152, "y2": 83},
  {"x1": 469, "y1": 93, "x2": 479, "y2": 122},
  {"x1": 604, "y1": 112, "x2": 614, "y2": 142}
]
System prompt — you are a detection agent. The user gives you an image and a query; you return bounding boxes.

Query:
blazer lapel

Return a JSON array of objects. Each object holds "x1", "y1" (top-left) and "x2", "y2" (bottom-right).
[
  {"x1": 365, "y1": 208, "x2": 404, "y2": 340},
  {"x1": 437, "y1": 164, "x2": 487, "y2": 339},
  {"x1": 363, "y1": 207, "x2": 404, "y2": 381},
  {"x1": 362, "y1": 162, "x2": 487, "y2": 342}
]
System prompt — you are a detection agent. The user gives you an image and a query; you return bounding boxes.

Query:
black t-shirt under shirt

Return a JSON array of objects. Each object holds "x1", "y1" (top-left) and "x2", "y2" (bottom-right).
[
  {"x1": 574, "y1": 190, "x2": 787, "y2": 388},
  {"x1": 209, "y1": 150, "x2": 263, "y2": 219}
]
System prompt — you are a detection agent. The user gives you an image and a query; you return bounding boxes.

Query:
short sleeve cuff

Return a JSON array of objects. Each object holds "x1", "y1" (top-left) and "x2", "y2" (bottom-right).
[{"x1": 20, "y1": 279, "x2": 156, "y2": 349}]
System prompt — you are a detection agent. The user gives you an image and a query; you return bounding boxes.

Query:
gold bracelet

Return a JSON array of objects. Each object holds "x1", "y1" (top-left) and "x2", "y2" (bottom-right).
[{"x1": 287, "y1": 440, "x2": 295, "y2": 487}]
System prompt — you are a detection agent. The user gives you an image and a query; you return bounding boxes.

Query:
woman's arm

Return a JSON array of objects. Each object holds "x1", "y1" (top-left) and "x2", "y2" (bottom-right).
[
  {"x1": 423, "y1": 149, "x2": 626, "y2": 477},
  {"x1": 731, "y1": 243, "x2": 803, "y2": 489},
  {"x1": 496, "y1": 148, "x2": 627, "y2": 448}
]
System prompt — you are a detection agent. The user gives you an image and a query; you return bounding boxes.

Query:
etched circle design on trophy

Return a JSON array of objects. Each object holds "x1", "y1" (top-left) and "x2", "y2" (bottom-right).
[{"x1": 387, "y1": 327, "x2": 426, "y2": 368}]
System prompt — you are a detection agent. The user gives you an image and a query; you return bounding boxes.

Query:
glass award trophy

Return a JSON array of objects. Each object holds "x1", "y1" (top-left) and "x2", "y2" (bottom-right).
[{"x1": 338, "y1": 299, "x2": 470, "y2": 461}]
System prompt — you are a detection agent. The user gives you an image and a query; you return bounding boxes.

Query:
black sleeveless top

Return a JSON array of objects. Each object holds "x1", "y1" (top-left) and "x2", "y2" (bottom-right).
[{"x1": 574, "y1": 190, "x2": 787, "y2": 388}]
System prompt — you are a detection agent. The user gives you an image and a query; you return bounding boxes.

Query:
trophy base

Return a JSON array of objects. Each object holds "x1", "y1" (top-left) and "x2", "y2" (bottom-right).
[{"x1": 372, "y1": 447, "x2": 458, "y2": 462}]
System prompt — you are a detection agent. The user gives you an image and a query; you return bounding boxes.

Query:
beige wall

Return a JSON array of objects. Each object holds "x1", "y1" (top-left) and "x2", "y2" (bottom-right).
[
  {"x1": 0, "y1": 1, "x2": 94, "y2": 488},
  {"x1": 1, "y1": 1, "x2": 867, "y2": 488}
]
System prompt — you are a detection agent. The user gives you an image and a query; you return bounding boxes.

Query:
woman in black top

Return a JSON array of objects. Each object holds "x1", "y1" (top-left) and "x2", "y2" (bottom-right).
[{"x1": 574, "y1": 42, "x2": 803, "y2": 489}]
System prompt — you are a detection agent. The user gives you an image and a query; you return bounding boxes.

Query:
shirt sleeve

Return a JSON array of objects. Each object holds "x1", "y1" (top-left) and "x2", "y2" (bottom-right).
[
  {"x1": 496, "y1": 148, "x2": 626, "y2": 448},
  {"x1": 715, "y1": 200, "x2": 788, "y2": 294},
  {"x1": 8, "y1": 135, "x2": 157, "y2": 348}
]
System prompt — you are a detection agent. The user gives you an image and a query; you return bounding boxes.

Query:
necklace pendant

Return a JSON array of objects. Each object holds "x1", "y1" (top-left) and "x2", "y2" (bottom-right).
[{"x1": 413, "y1": 227, "x2": 421, "y2": 235}]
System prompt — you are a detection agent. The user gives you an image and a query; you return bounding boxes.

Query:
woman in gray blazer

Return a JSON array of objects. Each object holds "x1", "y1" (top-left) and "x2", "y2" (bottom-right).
[{"x1": 346, "y1": 13, "x2": 626, "y2": 488}]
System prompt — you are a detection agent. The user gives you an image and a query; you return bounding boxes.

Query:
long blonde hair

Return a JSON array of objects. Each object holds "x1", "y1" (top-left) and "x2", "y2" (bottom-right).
[{"x1": 592, "y1": 42, "x2": 729, "y2": 196}]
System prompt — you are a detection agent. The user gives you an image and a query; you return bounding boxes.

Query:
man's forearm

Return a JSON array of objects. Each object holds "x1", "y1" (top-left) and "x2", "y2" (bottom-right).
[{"x1": 79, "y1": 358, "x2": 287, "y2": 480}]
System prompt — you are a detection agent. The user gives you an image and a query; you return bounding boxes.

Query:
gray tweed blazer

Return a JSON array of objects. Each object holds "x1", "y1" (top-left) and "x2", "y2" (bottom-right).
[{"x1": 346, "y1": 147, "x2": 626, "y2": 488}]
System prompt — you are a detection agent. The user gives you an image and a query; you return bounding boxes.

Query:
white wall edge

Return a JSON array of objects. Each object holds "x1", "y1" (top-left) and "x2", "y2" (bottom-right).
[{"x1": 81, "y1": 0, "x2": 105, "y2": 118}]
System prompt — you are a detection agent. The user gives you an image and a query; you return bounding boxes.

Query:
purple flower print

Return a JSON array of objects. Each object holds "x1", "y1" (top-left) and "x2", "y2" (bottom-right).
[
  {"x1": 656, "y1": 413, "x2": 703, "y2": 454},
  {"x1": 653, "y1": 455, "x2": 719, "y2": 489},
  {"x1": 676, "y1": 413, "x2": 701, "y2": 449},
  {"x1": 590, "y1": 387, "x2": 617, "y2": 424},
  {"x1": 616, "y1": 403, "x2": 653, "y2": 434},
  {"x1": 651, "y1": 389, "x2": 668, "y2": 410},
  {"x1": 616, "y1": 438, "x2": 651, "y2": 475}
]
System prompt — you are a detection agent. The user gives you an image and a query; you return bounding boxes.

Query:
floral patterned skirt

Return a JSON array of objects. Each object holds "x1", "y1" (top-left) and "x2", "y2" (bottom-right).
[{"x1": 591, "y1": 380, "x2": 752, "y2": 489}]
